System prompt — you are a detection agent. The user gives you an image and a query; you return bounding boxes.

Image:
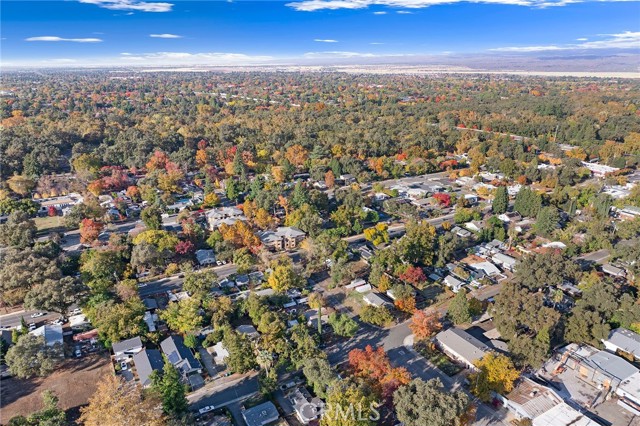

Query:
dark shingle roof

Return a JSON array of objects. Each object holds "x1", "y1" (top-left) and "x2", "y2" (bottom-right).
[{"x1": 133, "y1": 349, "x2": 164, "y2": 387}]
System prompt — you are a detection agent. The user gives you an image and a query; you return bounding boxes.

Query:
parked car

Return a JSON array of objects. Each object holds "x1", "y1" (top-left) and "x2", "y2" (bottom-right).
[
  {"x1": 51, "y1": 318, "x2": 65, "y2": 326},
  {"x1": 120, "y1": 362, "x2": 128, "y2": 370},
  {"x1": 28, "y1": 323, "x2": 37, "y2": 331},
  {"x1": 30, "y1": 312, "x2": 45, "y2": 318},
  {"x1": 75, "y1": 348, "x2": 82, "y2": 358},
  {"x1": 198, "y1": 406, "x2": 215, "y2": 415}
]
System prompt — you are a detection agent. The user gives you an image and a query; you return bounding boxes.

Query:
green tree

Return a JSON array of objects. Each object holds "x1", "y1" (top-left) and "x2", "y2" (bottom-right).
[
  {"x1": 0, "y1": 210, "x2": 37, "y2": 249},
  {"x1": 534, "y1": 207, "x2": 559, "y2": 238},
  {"x1": 151, "y1": 361, "x2": 188, "y2": 417},
  {"x1": 514, "y1": 187, "x2": 542, "y2": 218},
  {"x1": 328, "y1": 313, "x2": 359, "y2": 337},
  {"x1": 5, "y1": 334, "x2": 61, "y2": 378},
  {"x1": 321, "y1": 382, "x2": 378, "y2": 426},
  {"x1": 141, "y1": 206, "x2": 163, "y2": 230},
  {"x1": 394, "y1": 378, "x2": 470, "y2": 426},
  {"x1": 183, "y1": 270, "x2": 217, "y2": 298},
  {"x1": 24, "y1": 276, "x2": 87, "y2": 315},
  {"x1": 222, "y1": 328, "x2": 257, "y2": 373},
  {"x1": 448, "y1": 290, "x2": 471, "y2": 325},
  {"x1": 360, "y1": 305, "x2": 393, "y2": 327},
  {"x1": 492, "y1": 186, "x2": 508, "y2": 214},
  {"x1": 225, "y1": 178, "x2": 239, "y2": 202},
  {"x1": 8, "y1": 390, "x2": 67, "y2": 426},
  {"x1": 160, "y1": 298, "x2": 203, "y2": 334},
  {"x1": 302, "y1": 357, "x2": 338, "y2": 398}
]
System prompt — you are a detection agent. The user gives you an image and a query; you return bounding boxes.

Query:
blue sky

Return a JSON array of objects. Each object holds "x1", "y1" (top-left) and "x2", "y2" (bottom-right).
[{"x1": 1, "y1": 0, "x2": 639, "y2": 66}]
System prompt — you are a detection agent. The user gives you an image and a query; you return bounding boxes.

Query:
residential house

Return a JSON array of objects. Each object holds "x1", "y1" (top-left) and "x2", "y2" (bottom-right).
[
  {"x1": 619, "y1": 206, "x2": 640, "y2": 220},
  {"x1": 451, "y1": 226, "x2": 472, "y2": 239},
  {"x1": 30, "y1": 325, "x2": 63, "y2": 348},
  {"x1": 470, "y1": 261, "x2": 501, "y2": 277},
  {"x1": 133, "y1": 349, "x2": 164, "y2": 388},
  {"x1": 498, "y1": 377, "x2": 599, "y2": 426},
  {"x1": 160, "y1": 335, "x2": 203, "y2": 387},
  {"x1": 498, "y1": 212, "x2": 522, "y2": 224},
  {"x1": 444, "y1": 275, "x2": 465, "y2": 293},
  {"x1": 464, "y1": 220, "x2": 484, "y2": 233},
  {"x1": 363, "y1": 292, "x2": 392, "y2": 308},
  {"x1": 581, "y1": 161, "x2": 619, "y2": 178},
  {"x1": 206, "y1": 207, "x2": 246, "y2": 230},
  {"x1": 112, "y1": 336, "x2": 144, "y2": 361},
  {"x1": 258, "y1": 226, "x2": 306, "y2": 251},
  {"x1": 603, "y1": 328, "x2": 640, "y2": 362},
  {"x1": 290, "y1": 387, "x2": 324, "y2": 424},
  {"x1": 602, "y1": 264, "x2": 626, "y2": 278},
  {"x1": 555, "y1": 343, "x2": 638, "y2": 392},
  {"x1": 242, "y1": 401, "x2": 279, "y2": 426},
  {"x1": 492, "y1": 253, "x2": 517, "y2": 271},
  {"x1": 236, "y1": 324, "x2": 260, "y2": 339},
  {"x1": 195, "y1": 249, "x2": 216, "y2": 266},
  {"x1": 434, "y1": 327, "x2": 491, "y2": 370}
]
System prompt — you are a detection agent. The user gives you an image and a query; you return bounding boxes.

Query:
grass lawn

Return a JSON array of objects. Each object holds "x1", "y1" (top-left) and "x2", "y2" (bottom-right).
[{"x1": 34, "y1": 215, "x2": 66, "y2": 234}]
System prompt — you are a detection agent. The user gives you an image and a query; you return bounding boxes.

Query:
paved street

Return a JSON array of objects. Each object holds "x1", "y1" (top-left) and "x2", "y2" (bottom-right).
[
  {"x1": 577, "y1": 248, "x2": 611, "y2": 265},
  {"x1": 0, "y1": 310, "x2": 61, "y2": 329}
]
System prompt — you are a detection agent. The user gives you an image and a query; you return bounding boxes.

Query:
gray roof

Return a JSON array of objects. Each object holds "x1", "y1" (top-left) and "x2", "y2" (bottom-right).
[
  {"x1": 605, "y1": 328, "x2": 640, "y2": 359},
  {"x1": 160, "y1": 335, "x2": 202, "y2": 374},
  {"x1": 435, "y1": 327, "x2": 491, "y2": 365},
  {"x1": 112, "y1": 336, "x2": 143, "y2": 355},
  {"x1": 586, "y1": 350, "x2": 637, "y2": 382},
  {"x1": 242, "y1": 401, "x2": 279, "y2": 426},
  {"x1": 30, "y1": 325, "x2": 63, "y2": 347},
  {"x1": 363, "y1": 292, "x2": 390, "y2": 307},
  {"x1": 133, "y1": 349, "x2": 164, "y2": 387}
]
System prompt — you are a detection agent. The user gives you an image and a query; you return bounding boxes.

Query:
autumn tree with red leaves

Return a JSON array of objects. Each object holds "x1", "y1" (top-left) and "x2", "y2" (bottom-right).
[
  {"x1": 80, "y1": 218, "x2": 104, "y2": 244},
  {"x1": 398, "y1": 266, "x2": 426, "y2": 285},
  {"x1": 348, "y1": 345, "x2": 411, "y2": 403}
]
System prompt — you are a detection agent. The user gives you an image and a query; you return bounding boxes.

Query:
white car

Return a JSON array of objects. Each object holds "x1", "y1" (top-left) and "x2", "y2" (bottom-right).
[
  {"x1": 198, "y1": 406, "x2": 215, "y2": 415},
  {"x1": 51, "y1": 318, "x2": 64, "y2": 326},
  {"x1": 120, "y1": 362, "x2": 128, "y2": 370},
  {"x1": 28, "y1": 323, "x2": 37, "y2": 331},
  {"x1": 30, "y1": 312, "x2": 45, "y2": 318}
]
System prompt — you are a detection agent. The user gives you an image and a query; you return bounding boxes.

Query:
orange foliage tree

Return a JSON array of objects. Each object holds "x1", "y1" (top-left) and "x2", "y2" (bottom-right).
[
  {"x1": 80, "y1": 218, "x2": 104, "y2": 244},
  {"x1": 219, "y1": 221, "x2": 260, "y2": 251},
  {"x1": 409, "y1": 310, "x2": 442, "y2": 341},
  {"x1": 348, "y1": 345, "x2": 411, "y2": 401}
]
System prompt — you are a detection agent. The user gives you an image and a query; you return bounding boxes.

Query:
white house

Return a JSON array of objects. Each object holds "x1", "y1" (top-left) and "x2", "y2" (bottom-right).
[
  {"x1": 434, "y1": 328, "x2": 491, "y2": 370},
  {"x1": 444, "y1": 275, "x2": 465, "y2": 293},
  {"x1": 603, "y1": 328, "x2": 640, "y2": 361},
  {"x1": 112, "y1": 336, "x2": 144, "y2": 361},
  {"x1": 492, "y1": 253, "x2": 517, "y2": 271},
  {"x1": 206, "y1": 207, "x2": 245, "y2": 230}
]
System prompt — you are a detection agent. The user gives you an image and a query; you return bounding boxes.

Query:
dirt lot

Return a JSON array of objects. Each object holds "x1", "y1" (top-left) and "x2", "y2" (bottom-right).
[{"x1": 0, "y1": 354, "x2": 112, "y2": 424}]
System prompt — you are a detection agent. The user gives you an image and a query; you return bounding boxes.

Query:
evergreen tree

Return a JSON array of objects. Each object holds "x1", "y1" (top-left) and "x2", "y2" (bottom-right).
[
  {"x1": 492, "y1": 186, "x2": 508, "y2": 214},
  {"x1": 448, "y1": 290, "x2": 471, "y2": 324},
  {"x1": 152, "y1": 361, "x2": 188, "y2": 417}
]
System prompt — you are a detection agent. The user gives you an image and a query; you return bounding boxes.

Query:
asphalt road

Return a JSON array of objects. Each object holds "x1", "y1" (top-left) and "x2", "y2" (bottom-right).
[
  {"x1": 0, "y1": 310, "x2": 61, "y2": 329},
  {"x1": 577, "y1": 249, "x2": 611, "y2": 265}
]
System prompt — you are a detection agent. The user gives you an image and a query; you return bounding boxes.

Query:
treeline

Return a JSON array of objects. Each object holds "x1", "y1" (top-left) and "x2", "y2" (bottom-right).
[{"x1": 1, "y1": 72, "x2": 639, "y2": 179}]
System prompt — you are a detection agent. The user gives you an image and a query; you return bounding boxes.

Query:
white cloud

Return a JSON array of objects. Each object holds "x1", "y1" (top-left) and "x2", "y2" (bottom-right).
[
  {"x1": 576, "y1": 37, "x2": 588, "y2": 41},
  {"x1": 373, "y1": 10, "x2": 388, "y2": 13},
  {"x1": 78, "y1": 0, "x2": 173, "y2": 13},
  {"x1": 370, "y1": 42, "x2": 385, "y2": 44},
  {"x1": 314, "y1": 39, "x2": 339, "y2": 42},
  {"x1": 150, "y1": 33, "x2": 183, "y2": 38},
  {"x1": 25, "y1": 36, "x2": 103, "y2": 43},
  {"x1": 286, "y1": 0, "x2": 634, "y2": 12},
  {"x1": 490, "y1": 31, "x2": 640, "y2": 52},
  {"x1": 396, "y1": 9, "x2": 413, "y2": 12},
  {"x1": 118, "y1": 51, "x2": 273, "y2": 65}
]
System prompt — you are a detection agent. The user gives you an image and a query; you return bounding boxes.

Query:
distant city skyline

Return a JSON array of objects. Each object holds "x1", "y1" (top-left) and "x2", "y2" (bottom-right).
[{"x1": 1, "y1": 0, "x2": 639, "y2": 67}]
